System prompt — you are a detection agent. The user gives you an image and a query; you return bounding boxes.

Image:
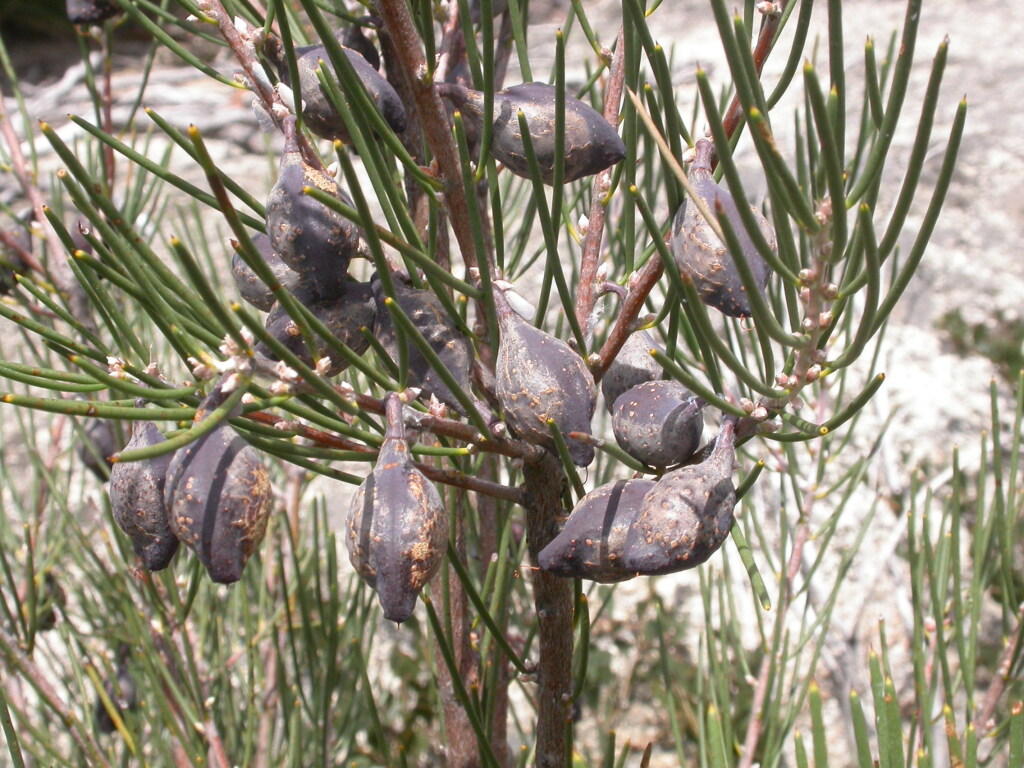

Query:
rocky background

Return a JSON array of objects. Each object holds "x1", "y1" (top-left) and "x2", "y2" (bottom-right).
[{"x1": 0, "y1": 0, "x2": 1020, "y2": 764}]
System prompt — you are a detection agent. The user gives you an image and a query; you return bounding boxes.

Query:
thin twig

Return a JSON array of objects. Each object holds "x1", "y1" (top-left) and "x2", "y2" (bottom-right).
[
  {"x1": 434, "y1": 493, "x2": 480, "y2": 768},
  {"x1": 375, "y1": 0, "x2": 482, "y2": 278},
  {"x1": 205, "y1": 719, "x2": 232, "y2": 768},
  {"x1": 738, "y1": 505, "x2": 811, "y2": 768},
  {"x1": 0, "y1": 122, "x2": 62, "y2": 264},
  {"x1": 978, "y1": 602, "x2": 1024, "y2": 734},
  {"x1": 243, "y1": 406, "x2": 528, "y2": 503},
  {"x1": 0, "y1": 626, "x2": 112, "y2": 768},
  {"x1": 721, "y1": 2, "x2": 791, "y2": 140},
  {"x1": 199, "y1": 0, "x2": 322, "y2": 169},
  {"x1": 101, "y1": 25, "x2": 116, "y2": 190},
  {"x1": 594, "y1": 0, "x2": 794, "y2": 436},
  {"x1": 574, "y1": 27, "x2": 626, "y2": 340}
]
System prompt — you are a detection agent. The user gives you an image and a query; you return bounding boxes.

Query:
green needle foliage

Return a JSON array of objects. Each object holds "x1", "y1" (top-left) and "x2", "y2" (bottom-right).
[{"x1": 0, "y1": 0, "x2": 1017, "y2": 766}]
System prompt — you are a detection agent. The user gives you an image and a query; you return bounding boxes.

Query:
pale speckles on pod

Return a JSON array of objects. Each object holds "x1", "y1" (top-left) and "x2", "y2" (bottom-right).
[
  {"x1": 230, "y1": 233, "x2": 303, "y2": 312},
  {"x1": 538, "y1": 478, "x2": 655, "y2": 583},
  {"x1": 372, "y1": 274, "x2": 474, "y2": 414},
  {"x1": 108, "y1": 419, "x2": 178, "y2": 571},
  {"x1": 600, "y1": 327, "x2": 664, "y2": 412},
  {"x1": 611, "y1": 380, "x2": 704, "y2": 469},
  {"x1": 164, "y1": 390, "x2": 272, "y2": 585},
  {"x1": 263, "y1": 35, "x2": 406, "y2": 142},
  {"x1": 670, "y1": 138, "x2": 776, "y2": 318},
  {"x1": 492, "y1": 284, "x2": 597, "y2": 467},
  {"x1": 438, "y1": 82, "x2": 626, "y2": 184},
  {"x1": 346, "y1": 394, "x2": 448, "y2": 623},
  {"x1": 265, "y1": 117, "x2": 361, "y2": 299},
  {"x1": 623, "y1": 419, "x2": 737, "y2": 575},
  {"x1": 257, "y1": 279, "x2": 375, "y2": 376}
]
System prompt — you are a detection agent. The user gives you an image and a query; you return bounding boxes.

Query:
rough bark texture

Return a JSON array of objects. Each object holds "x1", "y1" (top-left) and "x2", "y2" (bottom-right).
[
  {"x1": 433, "y1": 505, "x2": 480, "y2": 768},
  {"x1": 523, "y1": 454, "x2": 574, "y2": 768}
]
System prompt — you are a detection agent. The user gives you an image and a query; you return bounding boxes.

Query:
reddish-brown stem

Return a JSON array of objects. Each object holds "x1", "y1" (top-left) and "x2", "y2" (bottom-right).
[
  {"x1": 477, "y1": 455, "x2": 511, "y2": 765},
  {"x1": 434, "y1": 495, "x2": 481, "y2": 768},
  {"x1": 242, "y1": 408, "x2": 526, "y2": 503},
  {"x1": 0, "y1": 108, "x2": 74, "y2": 281},
  {"x1": 201, "y1": 1, "x2": 322, "y2": 168},
  {"x1": 205, "y1": 719, "x2": 232, "y2": 768},
  {"x1": 0, "y1": 627, "x2": 112, "y2": 768},
  {"x1": 101, "y1": 26, "x2": 116, "y2": 190},
  {"x1": 738, "y1": 491, "x2": 811, "y2": 768},
  {"x1": 593, "y1": 259, "x2": 664, "y2": 382},
  {"x1": 978, "y1": 602, "x2": 1024, "y2": 735},
  {"x1": 574, "y1": 27, "x2": 626, "y2": 339},
  {"x1": 595, "y1": 1, "x2": 792, "y2": 422},
  {"x1": 721, "y1": 3, "x2": 791, "y2": 140},
  {"x1": 0, "y1": 227, "x2": 45, "y2": 275},
  {"x1": 341, "y1": 387, "x2": 541, "y2": 460},
  {"x1": 374, "y1": 0, "x2": 481, "y2": 278}
]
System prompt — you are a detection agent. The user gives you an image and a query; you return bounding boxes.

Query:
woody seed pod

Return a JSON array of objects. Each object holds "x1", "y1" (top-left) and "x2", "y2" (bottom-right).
[
  {"x1": 231, "y1": 233, "x2": 305, "y2": 312},
  {"x1": 264, "y1": 35, "x2": 406, "y2": 142},
  {"x1": 493, "y1": 284, "x2": 596, "y2": 466},
  {"x1": 165, "y1": 387, "x2": 272, "y2": 584},
  {"x1": 623, "y1": 419, "x2": 737, "y2": 575},
  {"x1": 67, "y1": 0, "x2": 119, "y2": 24},
  {"x1": 341, "y1": 24, "x2": 381, "y2": 72},
  {"x1": 372, "y1": 274, "x2": 474, "y2": 414},
  {"x1": 94, "y1": 645, "x2": 136, "y2": 735},
  {"x1": 108, "y1": 417, "x2": 179, "y2": 571},
  {"x1": 77, "y1": 418, "x2": 120, "y2": 480},
  {"x1": 438, "y1": 82, "x2": 625, "y2": 184},
  {"x1": 538, "y1": 478, "x2": 655, "y2": 583},
  {"x1": 266, "y1": 117, "x2": 361, "y2": 298},
  {"x1": 670, "y1": 138, "x2": 775, "y2": 318},
  {"x1": 600, "y1": 327, "x2": 664, "y2": 412},
  {"x1": 346, "y1": 394, "x2": 448, "y2": 623},
  {"x1": 0, "y1": 218, "x2": 29, "y2": 296},
  {"x1": 612, "y1": 380, "x2": 704, "y2": 469},
  {"x1": 257, "y1": 280, "x2": 375, "y2": 376}
]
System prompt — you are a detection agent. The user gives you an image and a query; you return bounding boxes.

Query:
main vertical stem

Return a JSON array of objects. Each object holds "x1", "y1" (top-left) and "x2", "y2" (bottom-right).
[{"x1": 523, "y1": 455, "x2": 574, "y2": 768}]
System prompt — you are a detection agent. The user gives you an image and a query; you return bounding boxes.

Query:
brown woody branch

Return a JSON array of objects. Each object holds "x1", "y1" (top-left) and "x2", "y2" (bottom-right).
[
  {"x1": 375, "y1": 0, "x2": 482, "y2": 278},
  {"x1": 574, "y1": 27, "x2": 627, "y2": 340}
]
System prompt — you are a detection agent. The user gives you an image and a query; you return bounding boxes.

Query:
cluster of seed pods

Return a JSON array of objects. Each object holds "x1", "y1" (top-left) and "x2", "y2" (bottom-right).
[
  {"x1": 227, "y1": 23, "x2": 768, "y2": 604},
  {"x1": 539, "y1": 419, "x2": 738, "y2": 582},
  {"x1": 107, "y1": 384, "x2": 272, "y2": 584}
]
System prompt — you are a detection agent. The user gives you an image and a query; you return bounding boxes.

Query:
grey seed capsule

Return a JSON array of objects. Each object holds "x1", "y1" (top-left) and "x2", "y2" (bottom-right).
[
  {"x1": 670, "y1": 138, "x2": 775, "y2": 318},
  {"x1": 94, "y1": 645, "x2": 136, "y2": 736},
  {"x1": 0, "y1": 218, "x2": 30, "y2": 296},
  {"x1": 77, "y1": 418, "x2": 121, "y2": 481},
  {"x1": 67, "y1": 0, "x2": 119, "y2": 24},
  {"x1": 164, "y1": 389, "x2": 272, "y2": 585},
  {"x1": 372, "y1": 274, "x2": 474, "y2": 414},
  {"x1": 612, "y1": 380, "x2": 704, "y2": 469},
  {"x1": 257, "y1": 280, "x2": 375, "y2": 376},
  {"x1": 601, "y1": 327, "x2": 664, "y2": 412},
  {"x1": 266, "y1": 117, "x2": 361, "y2": 297},
  {"x1": 493, "y1": 284, "x2": 596, "y2": 467},
  {"x1": 341, "y1": 24, "x2": 381, "y2": 72},
  {"x1": 231, "y1": 233, "x2": 307, "y2": 312},
  {"x1": 109, "y1": 419, "x2": 179, "y2": 571},
  {"x1": 538, "y1": 478, "x2": 656, "y2": 583},
  {"x1": 264, "y1": 35, "x2": 406, "y2": 141},
  {"x1": 346, "y1": 394, "x2": 448, "y2": 623},
  {"x1": 439, "y1": 82, "x2": 626, "y2": 184},
  {"x1": 623, "y1": 419, "x2": 737, "y2": 575}
]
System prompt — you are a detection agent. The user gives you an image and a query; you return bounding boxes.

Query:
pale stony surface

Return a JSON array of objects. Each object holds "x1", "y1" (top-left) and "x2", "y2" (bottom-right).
[{"x1": 0, "y1": 0, "x2": 1020, "y2": 765}]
